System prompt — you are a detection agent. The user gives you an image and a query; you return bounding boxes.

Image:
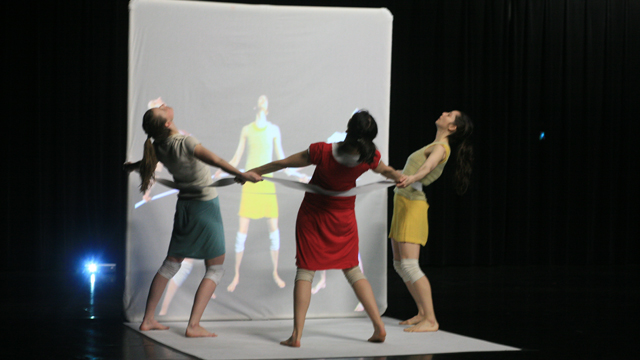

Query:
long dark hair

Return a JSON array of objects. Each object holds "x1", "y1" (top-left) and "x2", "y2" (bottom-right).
[
  {"x1": 139, "y1": 109, "x2": 171, "y2": 193},
  {"x1": 341, "y1": 110, "x2": 378, "y2": 164},
  {"x1": 448, "y1": 112, "x2": 474, "y2": 195}
]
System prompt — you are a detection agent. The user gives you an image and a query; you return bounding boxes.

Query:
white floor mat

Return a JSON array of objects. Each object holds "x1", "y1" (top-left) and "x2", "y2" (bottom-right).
[{"x1": 126, "y1": 316, "x2": 519, "y2": 359}]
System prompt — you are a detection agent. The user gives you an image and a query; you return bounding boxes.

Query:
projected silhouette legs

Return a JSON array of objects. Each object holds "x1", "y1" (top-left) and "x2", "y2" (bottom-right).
[
  {"x1": 312, "y1": 255, "x2": 366, "y2": 312},
  {"x1": 227, "y1": 217, "x2": 285, "y2": 292}
]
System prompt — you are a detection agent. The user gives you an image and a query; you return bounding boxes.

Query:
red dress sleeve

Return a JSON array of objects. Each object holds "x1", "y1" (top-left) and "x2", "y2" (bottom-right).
[
  {"x1": 369, "y1": 149, "x2": 381, "y2": 169},
  {"x1": 308, "y1": 142, "x2": 325, "y2": 165}
]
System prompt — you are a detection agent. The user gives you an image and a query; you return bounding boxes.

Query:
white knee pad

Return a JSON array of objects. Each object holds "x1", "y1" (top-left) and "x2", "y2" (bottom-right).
[
  {"x1": 157, "y1": 260, "x2": 182, "y2": 280},
  {"x1": 204, "y1": 265, "x2": 225, "y2": 285},
  {"x1": 235, "y1": 232, "x2": 247, "y2": 253},
  {"x1": 344, "y1": 266, "x2": 366, "y2": 286},
  {"x1": 172, "y1": 259, "x2": 194, "y2": 286},
  {"x1": 269, "y1": 229, "x2": 280, "y2": 251},
  {"x1": 400, "y1": 259, "x2": 425, "y2": 284},
  {"x1": 295, "y1": 268, "x2": 315, "y2": 283},
  {"x1": 393, "y1": 260, "x2": 411, "y2": 283}
]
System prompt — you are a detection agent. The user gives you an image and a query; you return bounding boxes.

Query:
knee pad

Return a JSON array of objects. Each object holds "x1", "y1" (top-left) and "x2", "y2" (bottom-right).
[
  {"x1": 204, "y1": 265, "x2": 225, "y2": 285},
  {"x1": 400, "y1": 258, "x2": 425, "y2": 284},
  {"x1": 235, "y1": 232, "x2": 247, "y2": 253},
  {"x1": 157, "y1": 260, "x2": 181, "y2": 280},
  {"x1": 295, "y1": 268, "x2": 315, "y2": 283},
  {"x1": 344, "y1": 266, "x2": 366, "y2": 286},
  {"x1": 269, "y1": 229, "x2": 280, "y2": 251},
  {"x1": 172, "y1": 259, "x2": 194, "y2": 286},
  {"x1": 393, "y1": 260, "x2": 411, "y2": 283}
]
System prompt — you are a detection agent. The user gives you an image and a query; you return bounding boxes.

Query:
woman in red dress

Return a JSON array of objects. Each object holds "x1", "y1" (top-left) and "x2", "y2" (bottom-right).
[{"x1": 245, "y1": 110, "x2": 405, "y2": 347}]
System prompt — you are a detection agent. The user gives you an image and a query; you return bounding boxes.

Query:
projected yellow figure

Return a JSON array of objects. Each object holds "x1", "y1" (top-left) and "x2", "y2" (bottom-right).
[{"x1": 222, "y1": 95, "x2": 307, "y2": 292}]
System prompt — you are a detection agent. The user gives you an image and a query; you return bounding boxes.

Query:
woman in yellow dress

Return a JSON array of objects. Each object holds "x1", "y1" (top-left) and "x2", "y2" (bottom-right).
[{"x1": 390, "y1": 110, "x2": 474, "y2": 332}]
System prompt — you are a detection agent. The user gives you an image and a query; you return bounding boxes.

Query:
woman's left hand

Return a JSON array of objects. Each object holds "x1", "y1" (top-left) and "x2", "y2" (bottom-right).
[
  {"x1": 236, "y1": 170, "x2": 262, "y2": 184},
  {"x1": 397, "y1": 174, "x2": 415, "y2": 188}
]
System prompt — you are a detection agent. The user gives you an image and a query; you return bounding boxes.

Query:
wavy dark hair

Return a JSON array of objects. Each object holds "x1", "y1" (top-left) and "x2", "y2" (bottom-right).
[
  {"x1": 138, "y1": 108, "x2": 171, "y2": 193},
  {"x1": 341, "y1": 110, "x2": 379, "y2": 164},
  {"x1": 448, "y1": 112, "x2": 474, "y2": 195}
]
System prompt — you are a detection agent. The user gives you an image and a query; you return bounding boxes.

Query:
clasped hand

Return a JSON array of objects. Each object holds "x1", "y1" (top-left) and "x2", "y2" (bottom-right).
[{"x1": 234, "y1": 170, "x2": 262, "y2": 185}]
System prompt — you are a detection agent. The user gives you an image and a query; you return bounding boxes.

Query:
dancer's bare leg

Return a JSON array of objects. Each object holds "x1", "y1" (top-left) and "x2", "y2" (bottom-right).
[
  {"x1": 354, "y1": 255, "x2": 364, "y2": 311},
  {"x1": 390, "y1": 239, "x2": 423, "y2": 325},
  {"x1": 393, "y1": 240, "x2": 438, "y2": 332},
  {"x1": 311, "y1": 270, "x2": 327, "y2": 294},
  {"x1": 268, "y1": 218, "x2": 285, "y2": 288},
  {"x1": 140, "y1": 256, "x2": 184, "y2": 331},
  {"x1": 347, "y1": 272, "x2": 386, "y2": 343},
  {"x1": 227, "y1": 217, "x2": 250, "y2": 292},
  {"x1": 186, "y1": 255, "x2": 225, "y2": 337},
  {"x1": 281, "y1": 278, "x2": 312, "y2": 347},
  {"x1": 404, "y1": 276, "x2": 439, "y2": 332},
  {"x1": 399, "y1": 280, "x2": 425, "y2": 325}
]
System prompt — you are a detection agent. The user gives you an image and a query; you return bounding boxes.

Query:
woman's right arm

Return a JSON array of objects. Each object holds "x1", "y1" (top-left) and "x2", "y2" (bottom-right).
[
  {"x1": 248, "y1": 150, "x2": 311, "y2": 176},
  {"x1": 194, "y1": 144, "x2": 261, "y2": 183},
  {"x1": 397, "y1": 145, "x2": 446, "y2": 188},
  {"x1": 372, "y1": 161, "x2": 405, "y2": 183}
]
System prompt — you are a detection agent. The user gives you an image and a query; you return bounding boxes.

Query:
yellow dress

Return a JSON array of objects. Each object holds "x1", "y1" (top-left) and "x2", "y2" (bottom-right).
[
  {"x1": 389, "y1": 141, "x2": 450, "y2": 245},
  {"x1": 238, "y1": 122, "x2": 279, "y2": 219}
]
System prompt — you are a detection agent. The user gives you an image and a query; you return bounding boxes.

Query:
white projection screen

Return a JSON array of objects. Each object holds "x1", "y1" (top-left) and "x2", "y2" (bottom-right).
[{"x1": 125, "y1": 0, "x2": 393, "y2": 322}]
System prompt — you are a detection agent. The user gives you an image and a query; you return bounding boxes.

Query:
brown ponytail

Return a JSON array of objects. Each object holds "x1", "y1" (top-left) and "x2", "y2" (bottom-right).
[
  {"x1": 448, "y1": 112, "x2": 474, "y2": 195},
  {"x1": 139, "y1": 137, "x2": 158, "y2": 193},
  {"x1": 138, "y1": 108, "x2": 171, "y2": 193}
]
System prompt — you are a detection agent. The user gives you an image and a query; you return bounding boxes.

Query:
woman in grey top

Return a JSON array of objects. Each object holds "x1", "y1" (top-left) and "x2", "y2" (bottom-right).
[{"x1": 125, "y1": 104, "x2": 261, "y2": 337}]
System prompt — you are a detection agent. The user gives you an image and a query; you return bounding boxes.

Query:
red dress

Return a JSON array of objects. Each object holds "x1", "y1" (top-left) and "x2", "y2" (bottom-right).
[{"x1": 295, "y1": 142, "x2": 381, "y2": 270}]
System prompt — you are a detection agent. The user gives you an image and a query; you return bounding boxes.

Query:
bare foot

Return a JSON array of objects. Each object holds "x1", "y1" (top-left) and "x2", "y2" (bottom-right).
[
  {"x1": 139, "y1": 319, "x2": 169, "y2": 331},
  {"x1": 404, "y1": 319, "x2": 439, "y2": 332},
  {"x1": 311, "y1": 279, "x2": 326, "y2": 294},
  {"x1": 185, "y1": 324, "x2": 218, "y2": 338},
  {"x1": 273, "y1": 273, "x2": 286, "y2": 288},
  {"x1": 399, "y1": 314, "x2": 423, "y2": 325},
  {"x1": 368, "y1": 326, "x2": 386, "y2": 343},
  {"x1": 227, "y1": 276, "x2": 239, "y2": 292},
  {"x1": 280, "y1": 336, "x2": 301, "y2": 347}
]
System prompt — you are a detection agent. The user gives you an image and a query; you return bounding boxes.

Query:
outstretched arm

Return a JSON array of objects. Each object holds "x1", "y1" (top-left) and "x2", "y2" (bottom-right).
[
  {"x1": 194, "y1": 144, "x2": 261, "y2": 183},
  {"x1": 372, "y1": 161, "x2": 405, "y2": 183},
  {"x1": 397, "y1": 144, "x2": 446, "y2": 188},
  {"x1": 248, "y1": 150, "x2": 311, "y2": 176}
]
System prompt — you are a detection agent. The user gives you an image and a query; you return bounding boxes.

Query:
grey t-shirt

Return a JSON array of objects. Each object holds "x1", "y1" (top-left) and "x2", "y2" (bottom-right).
[{"x1": 154, "y1": 134, "x2": 217, "y2": 201}]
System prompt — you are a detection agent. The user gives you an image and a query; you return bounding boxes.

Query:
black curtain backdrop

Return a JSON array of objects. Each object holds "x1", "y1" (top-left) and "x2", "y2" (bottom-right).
[{"x1": 3, "y1": 0, "x2": 639, "y2": 275}]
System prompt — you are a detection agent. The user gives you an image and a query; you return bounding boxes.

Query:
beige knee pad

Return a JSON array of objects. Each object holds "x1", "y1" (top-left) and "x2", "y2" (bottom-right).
[
  {"x1": 157, "y1": 260, "x2": 181, "y2": 280},
  {"x1": 295, "y1": 268, "x2": 315, "y2": 283},
  {"x1": 400, "y1": 258, "x2": 425, "y2": 284},
  {"x1": 204, "y1": 265, "x2": 225, "y2": 285},
  {"x1": 343, "y1": 266, "x2": 366, "y2": 286},
  {"x1": 393, "y1": 260, "x2": 411, "y2": 283}
]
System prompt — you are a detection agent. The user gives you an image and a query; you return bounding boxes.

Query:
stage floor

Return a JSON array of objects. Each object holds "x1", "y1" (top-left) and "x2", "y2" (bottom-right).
[
  {"x1": 125, "y1": 317, "x2": 518, "y2": 359},
  {"x1": 3, "y1": 265, "x2": 639, "y2": 359}
]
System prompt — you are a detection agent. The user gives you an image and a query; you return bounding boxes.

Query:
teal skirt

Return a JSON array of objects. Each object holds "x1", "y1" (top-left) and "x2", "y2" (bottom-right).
[{"x1": 167, "y1": 197, "x2": 226, "y2": 259}]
